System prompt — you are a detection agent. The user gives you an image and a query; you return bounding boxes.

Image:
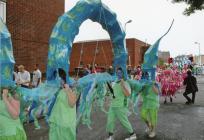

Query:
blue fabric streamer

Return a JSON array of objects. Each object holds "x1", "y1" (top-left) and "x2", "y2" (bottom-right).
[{"x1": 0, "y1": 18, "x2": 15, "y2": 87}]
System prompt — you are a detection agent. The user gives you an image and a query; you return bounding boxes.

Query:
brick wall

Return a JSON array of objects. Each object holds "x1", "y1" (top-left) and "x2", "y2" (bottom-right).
[
  {"x1": 6, "y1": 0, "x2": 64, "y2": 72},
  {"x1": 70, "y1": 38, "x2": 149, "y2": 73},
  {"x1": 158, "y1": 51, "x2": 170, "y2": 63},
  {"x1": 5, "y1": 1, "x2": 149, "y2": 74}
]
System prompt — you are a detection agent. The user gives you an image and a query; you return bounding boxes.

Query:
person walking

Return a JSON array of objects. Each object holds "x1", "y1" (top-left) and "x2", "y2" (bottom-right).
[
  {"x1": 183, "y1": 70, "x2": 198, "y2": 104},
  {"x1": 48, "y1": 69, "x2": 77, "y2": 140},
  {"x1": 106, "y1": 67, "x2": 137, "y2": 140},
  {"x1": 140, "y1": 82, "x2": 160, "y2": 138},
  {"x1": 0, "y1": 87, "x2": 27, "y2": 140}
]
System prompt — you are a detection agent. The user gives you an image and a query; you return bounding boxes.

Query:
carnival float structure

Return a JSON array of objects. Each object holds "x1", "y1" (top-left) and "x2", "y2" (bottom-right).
[{"x1": 0, "y1": 0, "x2": 175, "y2": 128}]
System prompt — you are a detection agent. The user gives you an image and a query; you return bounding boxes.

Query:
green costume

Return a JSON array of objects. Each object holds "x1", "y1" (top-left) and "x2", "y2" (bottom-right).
[
  {"x1": 49, "y1": 89, "x2": 76, "y2": 140},
  {"x1": 0, "y1": 99, "x2": 27, "y2": 140},
  {"x1": 106, "y1": 81, "x2": 134, "y2": 134},
  {"x1": 140, "y1": 84, "x2": 159, "y2": 127}
]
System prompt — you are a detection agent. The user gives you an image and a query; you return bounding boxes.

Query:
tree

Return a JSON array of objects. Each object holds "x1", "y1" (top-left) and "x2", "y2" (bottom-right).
[{"x1": 172, "y1": 0, "x2": 204, "y2": 15}]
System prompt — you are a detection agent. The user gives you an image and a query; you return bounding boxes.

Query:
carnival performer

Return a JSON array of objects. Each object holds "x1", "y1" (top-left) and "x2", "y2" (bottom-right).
[
  {"x1": 0, "y1": 87, "x2": 27, "y2": 140},
  {"x1": 106, "y1": 67, "x2": 137, "y2": 140},
  {"x1": 140, "y1": 81, "x2": 160, "y2": 138},
  {"x1": 157, "y1": 69, "x2": 174, "y2": 104},
  {"x1": 48, "y1": 69, "x2": 77, "y2": 140}
]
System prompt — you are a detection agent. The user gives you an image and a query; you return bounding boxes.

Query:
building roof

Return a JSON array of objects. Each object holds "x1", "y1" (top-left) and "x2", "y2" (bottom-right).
[{"x1": 74, "y1": 38, "x2": 150, "y2": 47}]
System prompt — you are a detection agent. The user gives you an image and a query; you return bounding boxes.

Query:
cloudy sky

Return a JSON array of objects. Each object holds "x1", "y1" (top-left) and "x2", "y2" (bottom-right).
[{"x1": 65, "y1": 0, "x2": 204, "y2": 57}]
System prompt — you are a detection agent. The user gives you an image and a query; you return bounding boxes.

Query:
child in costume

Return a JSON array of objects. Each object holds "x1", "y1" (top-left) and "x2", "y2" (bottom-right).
[
  {"x1": 0, "y1": 87, "x2": 27, "y2": 140},
  {"x1": 140, "y1": 81, "x2": 160, "y2": 138},
  {"x1": 106, "y1": 67, "x2": 137, "y2": 140},
  {"x1": 48, "y1": 69, "x2": 77, "y2": 140}
]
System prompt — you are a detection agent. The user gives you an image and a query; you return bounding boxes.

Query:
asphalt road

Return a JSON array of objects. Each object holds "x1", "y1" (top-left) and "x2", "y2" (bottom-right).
[{"x1": 25, "y1": 75, "x2": 204, "y2": 140}]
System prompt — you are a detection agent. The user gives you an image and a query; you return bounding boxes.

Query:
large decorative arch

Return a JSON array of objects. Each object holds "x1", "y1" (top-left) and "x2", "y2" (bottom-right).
[{"x1": 46, "y1": 0, "x2": 128, "y2": 83}]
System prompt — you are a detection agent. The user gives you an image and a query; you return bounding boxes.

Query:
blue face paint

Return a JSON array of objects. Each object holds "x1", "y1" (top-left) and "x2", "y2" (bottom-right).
[{"x1": 117, "y1": 70, "x2": 123, "y2": 80}]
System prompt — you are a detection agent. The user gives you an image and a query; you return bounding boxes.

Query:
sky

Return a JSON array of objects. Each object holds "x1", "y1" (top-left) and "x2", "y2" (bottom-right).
[{"x1": 65, "y1": 0, "x2": 204, "y2": 57}]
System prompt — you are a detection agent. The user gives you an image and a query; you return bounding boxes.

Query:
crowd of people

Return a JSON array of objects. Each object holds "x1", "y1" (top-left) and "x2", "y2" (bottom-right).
[
  {"x1": 0, "y1": 62, "x2": 199, "y2": 140},
  {"x1": 1, "y1": 65, "x2": 159, "y2": 140},
  {"x1": 74, "y1": 64, "x2": 113, "y2": 77},
  {"x1": 124, "y1": 64, "x2": 199, "y2": 105},
  {"x1": 13, "y1": 64, "x2": 42, "y2": 89}
]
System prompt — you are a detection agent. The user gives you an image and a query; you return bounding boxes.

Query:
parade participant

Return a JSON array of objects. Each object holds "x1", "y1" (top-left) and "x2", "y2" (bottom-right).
[
  {"x1": 183, "y1": 70, "x2": 198, "y2": 104},
  {"x1": 48, "y1": 69, "x2": 77, "y2": 140},
  {"x1": 140, "y1": 81, "x2": 160, "y2": 138},
  {"x1": 29, "y1": 64, "x2": 42, "y2": 129},
  {"x1": 106, "y1": 67, "x2": 137, "y2": 140},
  {"x1": 107, "y1": 66, "x2": 114, "y2": 75},
  {"x1": 157, "y1": 69, "x2": 178, "y2": 104},
  {"x1": 0, "y1": 87, "x2": 27, "y2": 140},
  {"x1": 83, "y1": 64, "x2": 91, "y2": 76}
]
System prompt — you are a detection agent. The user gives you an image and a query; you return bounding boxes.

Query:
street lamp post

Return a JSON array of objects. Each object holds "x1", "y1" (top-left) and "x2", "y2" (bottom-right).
[
  {"x1": 124, "y1": 19, "x2": 132, "y2": 66},
  {"x1": 124, "y1": 19, "x2": 132, "y2": 33},
  {"x1": 195, "y1": 42, "x2": 201, "y2": 66}
]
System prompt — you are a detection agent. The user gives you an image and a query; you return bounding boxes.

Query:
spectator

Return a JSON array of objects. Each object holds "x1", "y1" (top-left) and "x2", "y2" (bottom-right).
[
  {"x1": 32, "y1": 64, "x2": 42, "y2": 88},
  {"x1": 107, "y1": 66, "x2": 114, "y2": 75},
  {"x1": 13, "y1": 65, "x2": 18, "y2": 82},
  {"x1": 90, "y1": 65, "x2": 97, "y2": 74},
  {"x1": 127, "y1": 65, "x2": 132, "y2": 76},
  {"x1": 17, "y1": 65, "x2": 31, "y2": 88},
  {"x1": 83, "y1": 64, "x2": 91, "y2": 76}
]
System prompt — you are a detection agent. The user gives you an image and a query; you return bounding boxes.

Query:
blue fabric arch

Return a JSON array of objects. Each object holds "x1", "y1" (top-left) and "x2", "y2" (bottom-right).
[
  {"x1": 0, "y1": 18, "x2": 15, "y2": 87},
  {"x1": 46, "y1": 0, "x2": 128, "y2": 83}
]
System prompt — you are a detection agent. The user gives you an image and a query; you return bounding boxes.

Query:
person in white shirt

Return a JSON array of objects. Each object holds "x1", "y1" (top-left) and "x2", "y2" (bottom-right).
[
  {"x1": 32, "y1": 64, "x2": 42, "y2": 87},
  {"x1": 13, "y1": 65, "x2": 19, "y2": 82},
  {"x1": 17, "y1": 65, "x2": 31, "y2": 88}
]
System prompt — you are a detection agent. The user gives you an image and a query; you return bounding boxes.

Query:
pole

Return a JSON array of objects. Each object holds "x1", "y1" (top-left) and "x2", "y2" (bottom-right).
[
  {"x1": 199, "y1": 43, "x2": 201, "y2": 66},
  {"x1": 129, "y1": 56, "x2": 131, "y2": 66},
  {"x1": 195, "y1": 42, "x2": 201, "y2": 66},
  {"x1": 124, "y1": 20, "x2": 132, "y2": 66},
  {"x1": 124, "y1": 20, "x2": 132, "y2": 33}
]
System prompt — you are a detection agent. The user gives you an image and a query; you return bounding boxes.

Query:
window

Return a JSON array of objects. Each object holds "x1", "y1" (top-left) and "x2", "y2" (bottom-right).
[{"x1": 0, "y1": 1, "x2": 6, "y2": 23}]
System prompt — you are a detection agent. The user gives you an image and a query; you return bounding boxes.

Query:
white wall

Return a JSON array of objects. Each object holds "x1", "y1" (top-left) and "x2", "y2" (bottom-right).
[{"x1": 0, "y1": 1, "x2": 6, "y2": 23}]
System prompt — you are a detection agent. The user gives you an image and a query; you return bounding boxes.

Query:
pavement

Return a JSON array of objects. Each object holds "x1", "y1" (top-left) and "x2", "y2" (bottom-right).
[{"x1": 25, "y1": 75, "x2": 204, "y2": 140}]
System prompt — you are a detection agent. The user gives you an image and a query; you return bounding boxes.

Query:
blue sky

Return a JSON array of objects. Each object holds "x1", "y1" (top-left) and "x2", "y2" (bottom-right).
[{"x1": 65, "y1": 0, "x2": 204, "y2": 57}]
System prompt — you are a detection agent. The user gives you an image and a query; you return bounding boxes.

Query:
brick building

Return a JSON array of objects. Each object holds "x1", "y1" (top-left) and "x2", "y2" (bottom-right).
[
  {"x1": 158, "y1": 51, "x2": 170, "y2": 63},
  {"x1": 194, "y1": 55, "x2": 204, "y2": 65},
  {"x1": 5, "y1": 0, "x2": 64, "y2": 72},
  {"x1": 2, "y1": 1, "x2": 149, "y2": 75},
  {"x1": 70, "y1": 38, "x2": 149, "y2": 73}
]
